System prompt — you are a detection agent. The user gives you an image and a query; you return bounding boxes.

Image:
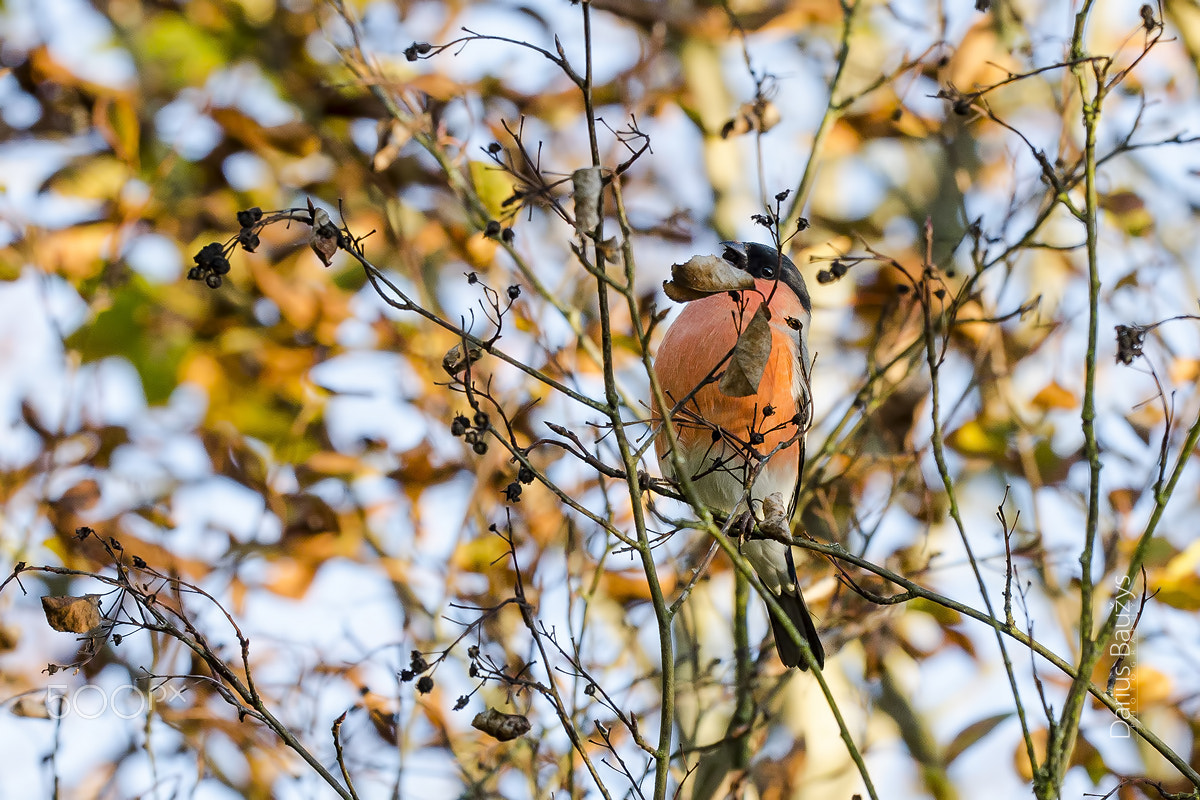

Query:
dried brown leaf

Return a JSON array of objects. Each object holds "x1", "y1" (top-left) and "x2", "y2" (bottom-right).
[
  {"x1": 10, "y1": 694, "x2": 52, "y2": 719},
  {"x1": 758, "y1": 492, "x2": 790, "y2": 537},
  {"x1": 361, "y1": 691, "x2": 399, "y2": 745},
  {"x1": 58, "y1": 480, "x2": 101, "y2": 512},
  {"x1": 308, "y1": 199, "x2": 339, "y2": 267},
  {"x1": 944, "y1": 712, "x2": 1011, "y2": 765},
  {"x1": 663, "y1": 254, "x2": 754, "y2": 303},
  {"x1": 721, "y1": 99, "x2": 780, "y2": 138},
  {"x1": 282, "y1": 493, "x2": 340, "y2": 537},
  {"x1": 572, "y1": 166, "x2": 603, "y2": 237},
  {"x1": 443, "y1": 342, "x2": 484, "y2": 376},
  {"x1": 0, "y1": 622, "x2": 19, "y2": 652},
  {"x1": 41, "y1": 595, "x2": 102, "y2": 634},
  {"x1": 719, "y1": 304, "x2": 772, "y2": 397}
]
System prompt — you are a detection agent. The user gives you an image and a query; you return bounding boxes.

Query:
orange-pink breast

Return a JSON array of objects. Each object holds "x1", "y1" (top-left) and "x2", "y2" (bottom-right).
[{"x1": 653, "y1": 280, "x2": 805, "y2": 508}]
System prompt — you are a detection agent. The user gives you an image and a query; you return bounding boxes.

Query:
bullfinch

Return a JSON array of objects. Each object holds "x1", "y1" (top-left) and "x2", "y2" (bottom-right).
[{"x1": 654, "y1": 241, "x2": 824, "y2": 669}]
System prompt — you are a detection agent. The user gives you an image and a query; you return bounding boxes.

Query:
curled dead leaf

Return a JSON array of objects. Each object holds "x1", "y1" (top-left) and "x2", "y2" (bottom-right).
[
  {"x1": 758, "y1": 492, "x2": 790, "y2": 537},
  {"x1": 41, "y1": 595, "x2": 102, "y2": 634},
  {"x1": 361, "y1": 690, "x2": 399, "y2": 745},
  {"x1": 721, "y1": 99, "x2": 781, "y2": 139},
  {"x1": 282, "y1": 493, "x2": 340, "y2": 537},
  {"x1": 572, "y1": 166, "x2": 602, "y2": 237},
  {"x1": 10, "y1": 693, "x2": 52, "y2": 719},
  {"x1": 663, "y1": 254, "x2": 755, "y2": 303},
  {"x1": 0, "y1": 621, "x2": 18, "y2": 652},
  {"x1": 443, "y1": 342, "x2": 484, "y2": 376},
  {"x1": 307, "y1": 198, "x2": 340, "y2": 266},
  {"x1": 472, "y1": 707, "x2": 531, "y2": 742},
  {"x1": 718, "y1": 304, "x2": 772, "y2": 397}
]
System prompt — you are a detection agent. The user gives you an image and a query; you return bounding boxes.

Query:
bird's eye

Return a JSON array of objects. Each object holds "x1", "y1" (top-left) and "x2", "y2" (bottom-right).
[{"x1": 761, "y1": 266, "x2": 775, "y2": 277}]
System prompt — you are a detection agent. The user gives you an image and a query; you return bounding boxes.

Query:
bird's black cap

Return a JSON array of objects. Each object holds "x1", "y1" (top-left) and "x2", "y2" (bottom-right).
[{"x1": 720, "y1": 241, "x2": 811, "y2": 313}]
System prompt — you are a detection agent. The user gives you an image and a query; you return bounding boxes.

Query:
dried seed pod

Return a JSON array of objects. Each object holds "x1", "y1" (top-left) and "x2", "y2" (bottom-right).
[{"x1": 472, "y1": 708, "x2": 531, "y2": 742}]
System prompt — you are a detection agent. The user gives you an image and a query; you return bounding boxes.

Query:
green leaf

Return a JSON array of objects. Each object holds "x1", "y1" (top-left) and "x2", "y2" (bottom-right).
[
  {"x1": 135, "y1": 12, "x2": 228, "y2": 90},
  {"x1": 66, "y1": 278, "x2": 186, "y2": 404}
]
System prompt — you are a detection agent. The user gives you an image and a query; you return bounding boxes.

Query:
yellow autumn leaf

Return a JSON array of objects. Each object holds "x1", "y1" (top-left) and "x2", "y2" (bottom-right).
[
  {"x1": 1014, "y1": 728, "x2": 1048, "y2": 781},
  {"x1": 1168, "y1": 358, "x2": 1200, "y2": 384},
  {"x1": 249, "y1": 258, "x2": 319, "y2": 330},
  {"x1": 95, "y1": 94, "x2": 140, "y2": 164},
  {"x1": 1099, "y1": 662, "x2": 1172, "y2": 709},
  {"x1": 34, "y1": 223, "x2": 116, "y2": 280},
  {"x1": 302, "y1": 451, "x2": 364, "y2": 478},
  {"x1": 1154, "y1": 539, "x2": 1200, "y2": 610},
  {"x1": 451, "y1": 534, "x2": 510, "y2": 573},
  {"x1": 469, "y1": 160, "x2": 517, "y2": 219},
  {"x1": 598, "y1": 569, "x2": 677, "y2": 604},
  {"x1": 464, "y1": 231, "x2": 499, "y2": 267},
  {"x1": 43, "y1": 154, "x2": 130, "y2": 200},
  {"x1": 947, "y1": 418, "x2": 1011, "y2": 459},
  {"x1": 1100, "y1": 190, "x2": 1153, "y2": 238},
  {"x1": 1130, "y1": 665, "x2": 1172, "y2": 706},
  {"x1": 265, "y1": 559, "x2": 320, "y2": 599},
  {"x1": 1031, "y1": 381, "x2": 1077, "y2": 411}
]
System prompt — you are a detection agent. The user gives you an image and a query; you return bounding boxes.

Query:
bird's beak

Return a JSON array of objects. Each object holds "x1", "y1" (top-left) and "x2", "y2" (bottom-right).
[{"x1": 719, "y1": 240, "x2": 749, "y2": 270}]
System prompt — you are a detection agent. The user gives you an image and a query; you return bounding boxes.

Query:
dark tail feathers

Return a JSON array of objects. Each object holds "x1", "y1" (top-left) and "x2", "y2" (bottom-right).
[{"x1": 768, "y1": 589, "x2": 825, "y2": 670}]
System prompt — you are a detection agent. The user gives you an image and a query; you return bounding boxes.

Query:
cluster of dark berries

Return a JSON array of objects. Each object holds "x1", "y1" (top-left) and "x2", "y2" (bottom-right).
[
  {"x1": 816, "y1": 260, "x2": 849, "y2": 284},
  {"x1": 503, "y1": 465, "x2": 535, "y2": 504},
  {"x1": 404, "y1": 41, "x2": 432, "y2": 61},
  {"x1": 465, "y1": 270, "x2": 520, "y2": 298},
  {"x1": 466, "y1": 644, "x2": 482, "y2": 680},
  {"x1": 189, "y1": 242, "x2": 232, "y2": 289},
  {"x1": 451, "y1": 410, "x2": 490, "y2": 454},
  {"x1": 456, "y1": 646, "x2": 485, "y2": 710},
  {"x1": 399, "y1": 650, "x2": 434, "y2": 694},
  {"x1": 236, "y1": 206, "x2": 262, "y2": 253},
  {"x1": 483, "y1": 219, "x2": 516, "y2": 243},
  {"x1": 1115, "y1": 324, "x2": 1145, "y2": 365}
]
